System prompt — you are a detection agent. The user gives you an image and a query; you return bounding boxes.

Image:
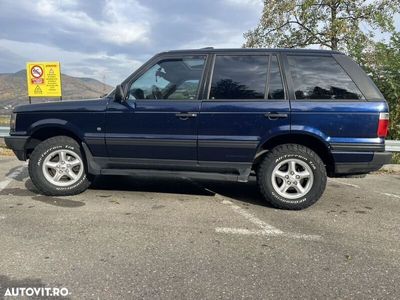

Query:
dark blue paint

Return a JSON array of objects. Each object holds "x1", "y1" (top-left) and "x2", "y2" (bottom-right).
[
  {"x1": 14, "y1": 99, "x2": 107, "y2": 156},
  {"x1": 12, "y1": 97, "x2": 388, "y2": 167},
  {"x1": 199, "y1": 100, "x2": 290, "y2": 162},
  {"x1": 105, "y1": 99, "x2": 200, "y2": 160},
  {"x1": 291, "y1": 101, "x2": 387, "y2": 143}
]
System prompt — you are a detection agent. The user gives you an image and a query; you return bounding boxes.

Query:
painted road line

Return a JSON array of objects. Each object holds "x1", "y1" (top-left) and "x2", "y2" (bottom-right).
[
  {"x1": 221, "y1": 199, "x2": 282, "y2": 233},
  {"x1": 215, "y1": 227, "x2": 321, "y2": 241},
  {"x1": 217, "y1": 198, "x2": 321, "y2": 241},
  {"x1": 329, "y1": 179, "x2": 360, "y2": 188},
  {"x1": 380, "y1": 192, "x2": 400, "y2": 199},
  {"x1": 0, "y1": 165, "x2": 26, "y2": 191}
]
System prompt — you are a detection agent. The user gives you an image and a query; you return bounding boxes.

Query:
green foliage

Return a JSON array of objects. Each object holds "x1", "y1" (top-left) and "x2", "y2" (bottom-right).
[
  {"x1": 393, "y1": 153, "x2": 400, "y2": 164},
  {"x1": 244, "y1": 0, "x2": 400, "y2": 51},
  {"x1": 352, "y1": 33, "x2": 400, "y2": 140}
]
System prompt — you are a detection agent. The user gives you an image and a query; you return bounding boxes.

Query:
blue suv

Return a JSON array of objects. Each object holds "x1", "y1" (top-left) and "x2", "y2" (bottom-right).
[{"x1": 5, "y1": 48, "x2": 392, "y2": 209}]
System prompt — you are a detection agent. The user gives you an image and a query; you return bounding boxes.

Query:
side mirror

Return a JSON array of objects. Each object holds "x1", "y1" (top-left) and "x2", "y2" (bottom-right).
[{"x1": 114, "y1": 84, "x2": 126, "y2": 102}]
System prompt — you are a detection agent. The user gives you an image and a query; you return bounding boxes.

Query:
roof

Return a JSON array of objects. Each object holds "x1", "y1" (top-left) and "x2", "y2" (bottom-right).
[{"x1": 162, "y1": 48, "x2": 343, "y2": 55}]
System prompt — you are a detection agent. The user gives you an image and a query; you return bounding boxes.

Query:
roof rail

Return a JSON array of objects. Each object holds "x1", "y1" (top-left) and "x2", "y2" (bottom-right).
[{"x1": 201, "y1": 47, "x2": 214, "y2": 49}]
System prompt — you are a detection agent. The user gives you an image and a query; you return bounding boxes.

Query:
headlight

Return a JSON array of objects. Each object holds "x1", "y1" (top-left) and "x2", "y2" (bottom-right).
[{"x1": 10, "y1": 113, "x2": 16, "y2": 132}]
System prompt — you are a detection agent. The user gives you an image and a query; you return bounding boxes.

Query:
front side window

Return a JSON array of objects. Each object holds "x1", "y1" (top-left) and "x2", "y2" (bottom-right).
[
  {"x1": 209, "y1": 55, "x2": 268, "y2": 100},
  {"x1": 288, "y1": 55, "x2": 364, "y2": 100},
  {"x1": 128, "y1": 56, "x2": 205, "y2": 100}
]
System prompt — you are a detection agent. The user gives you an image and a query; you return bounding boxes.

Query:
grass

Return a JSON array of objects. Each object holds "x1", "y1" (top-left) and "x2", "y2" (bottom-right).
[
  {"x1": 0, "y1": 115, "x2": 10, "y2": 126},
  {"x1": 0, "y1": 144, "x2": 14, "y2": 156},
  {"x1": 392, "y1": 153, "x2": 400, "y2": 164}
]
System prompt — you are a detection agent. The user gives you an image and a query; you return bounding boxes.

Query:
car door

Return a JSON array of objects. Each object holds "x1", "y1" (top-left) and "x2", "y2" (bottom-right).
[
  {"x1": 198, "y1": 52, "x2": 291, "y2": 171},
  {"x1": 105, "y1": 54, "x2": 207, "y2": 168}
]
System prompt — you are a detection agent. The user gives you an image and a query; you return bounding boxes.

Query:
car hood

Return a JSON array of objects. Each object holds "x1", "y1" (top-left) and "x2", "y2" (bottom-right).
[{"x1": 14, "y1": 98, "x2": 108, "y2": 113}]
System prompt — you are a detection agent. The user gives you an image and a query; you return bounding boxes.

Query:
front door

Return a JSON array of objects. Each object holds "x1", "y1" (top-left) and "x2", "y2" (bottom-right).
[
  {"x1": 105, "y1": 55, "x2": 207, "y2": 168},
  {"x1": 198, "y1": 53, "x2": 290, "y2": 169}
]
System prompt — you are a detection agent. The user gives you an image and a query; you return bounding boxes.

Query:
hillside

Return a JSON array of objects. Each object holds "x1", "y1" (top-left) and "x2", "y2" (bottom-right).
[{"x1": 0, "y1": 70, "x2": 113, "y2": 114}]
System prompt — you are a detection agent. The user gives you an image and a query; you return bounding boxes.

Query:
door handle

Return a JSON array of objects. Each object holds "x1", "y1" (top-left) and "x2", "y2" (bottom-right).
[
  {"x1": 265, "y1": 112, "x2": 288, "y2": 120},
  {"x1": 175, "y1": 112, "x2": 198, "y2": 120}
]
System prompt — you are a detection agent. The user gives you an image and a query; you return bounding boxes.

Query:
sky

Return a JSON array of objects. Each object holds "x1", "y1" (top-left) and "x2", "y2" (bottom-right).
[
  {"x1": 0, "y1": 0, "x2": 263, "y2": 86},
  {"x1": 0, "y1": 0, "x2": 398, "y2": 86}
]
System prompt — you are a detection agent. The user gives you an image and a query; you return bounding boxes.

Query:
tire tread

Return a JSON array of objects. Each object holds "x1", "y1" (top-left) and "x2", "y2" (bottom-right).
[
  {"x1": 257, "y1": 143, "x2": 327, "y2": 210},
  {"x1": 28, "y1": 136, "x2": 91, "y2": 196}
]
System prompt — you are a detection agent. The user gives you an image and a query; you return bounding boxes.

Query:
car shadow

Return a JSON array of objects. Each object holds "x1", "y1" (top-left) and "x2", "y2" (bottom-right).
[
  {"x1": 0, "y1": 179, "x2": 85, "y2": 208},
  {"x1": 90, "y1": 175, "x2": 269, "y2": 207},
  {"x1": 6, "y1": 165, "x2": 29, "y2": 182}
]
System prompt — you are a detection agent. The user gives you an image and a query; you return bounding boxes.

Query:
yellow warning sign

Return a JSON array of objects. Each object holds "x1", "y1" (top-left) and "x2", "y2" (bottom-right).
[{"x1": 26, "y1": 61, "x2": 62, "y2": 97}]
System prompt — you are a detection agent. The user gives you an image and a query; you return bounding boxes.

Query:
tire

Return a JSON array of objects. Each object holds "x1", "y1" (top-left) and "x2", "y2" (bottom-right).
[
  {"x1": 28, "y1": 136, "x2": 91, "y2": 196},
  {"x1": 257, "y1": 144, "x2": 327, "y2": 210}
]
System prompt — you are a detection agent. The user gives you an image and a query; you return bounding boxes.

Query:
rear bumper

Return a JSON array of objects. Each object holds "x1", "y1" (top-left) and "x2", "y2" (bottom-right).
[
  {"x1": 4, "y1": 135, "x2": 28, "y2": 161},
  {"x1": 334, "y1": 151, "x2": 392, "y2": 175}
]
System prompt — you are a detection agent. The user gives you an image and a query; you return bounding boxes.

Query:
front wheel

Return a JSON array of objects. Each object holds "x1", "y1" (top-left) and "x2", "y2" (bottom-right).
[
  {"x1": 28, "y1": 136, "x2": 91, "y2": 196},
  {"x1": 257, "y1": 144, "x2": 327, "y2": 210}
]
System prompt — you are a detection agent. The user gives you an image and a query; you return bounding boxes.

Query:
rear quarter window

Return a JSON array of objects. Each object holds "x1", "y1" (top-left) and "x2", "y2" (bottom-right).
[{"x1": 287, "y1": 55, "x2": 364, "y2": 100}]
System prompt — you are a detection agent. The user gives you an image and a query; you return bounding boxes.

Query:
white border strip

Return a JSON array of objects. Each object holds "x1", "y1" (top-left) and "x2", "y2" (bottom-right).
[
  {"x1": 0, "y1": 165, "x2": 25, "y2": 191},
  {"x1": 380, "y1": 192, "x2": 400, "y2": 199},
  {"x1": 217, "y1": 199, "x2": 321, "y2": 241},
  {"x1": 329, "y1": 179, "x2": 360, "y2": 188}
]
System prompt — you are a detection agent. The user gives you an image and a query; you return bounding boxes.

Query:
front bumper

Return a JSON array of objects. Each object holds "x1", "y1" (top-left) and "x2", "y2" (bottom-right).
[
  {"x1": 4, "y1": 135, "x2": 29, "y2": 161},
  {"x1": 334, "y1": 151, "x2": 392, "y2": 175}
]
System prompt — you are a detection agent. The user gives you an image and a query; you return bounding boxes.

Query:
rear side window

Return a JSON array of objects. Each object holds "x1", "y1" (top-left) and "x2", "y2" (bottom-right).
[
  {"x1": 209, "y1": 55, "x2": 268, "y2": 99},
  {"x1": 288, "y1": 55, "x2": 364, "y2": 100}
]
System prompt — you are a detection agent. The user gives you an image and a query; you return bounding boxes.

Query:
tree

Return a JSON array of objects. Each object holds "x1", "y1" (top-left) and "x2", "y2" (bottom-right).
[
  {"x1": 244, "y1": 0, "x2": 400, "y2": 52},
  {"x1": 356, "y1": 33, "x2": 400, "y2": 141}
]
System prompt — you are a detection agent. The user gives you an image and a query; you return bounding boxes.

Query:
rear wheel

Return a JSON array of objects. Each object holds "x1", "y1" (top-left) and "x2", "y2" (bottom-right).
[
  {"x1": 257, "y1": 144, "x2": 327, "y2": 210},
  {"x1": 28, "y1": 136, "x2": 91, "y2": 196}
]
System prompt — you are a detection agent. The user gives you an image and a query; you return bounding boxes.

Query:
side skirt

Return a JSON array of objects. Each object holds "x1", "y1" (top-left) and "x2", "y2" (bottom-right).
[
  {"x1": 100, "y1": 169, "x2": 242, "y2": 182},
  {"x1": 81, "y1": 144, "x2": 252, "y2": 182}
]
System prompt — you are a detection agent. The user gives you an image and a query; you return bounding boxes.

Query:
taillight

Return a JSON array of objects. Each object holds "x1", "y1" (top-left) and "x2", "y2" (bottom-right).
[{"x1": 377, "y1": 112, "x2": 389, "y2": 138}]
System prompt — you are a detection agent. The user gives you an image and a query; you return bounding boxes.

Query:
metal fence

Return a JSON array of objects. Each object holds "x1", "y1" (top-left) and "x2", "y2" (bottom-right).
[
  {"x1": 0, "y1": 127, "x2": 9, "y2": 138},
  {"x1": 386, "y1": 140, "x2": 400, "y2": 152}
]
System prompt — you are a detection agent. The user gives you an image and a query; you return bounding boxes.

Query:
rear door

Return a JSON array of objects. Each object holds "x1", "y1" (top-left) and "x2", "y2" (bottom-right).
[{"x1": 198, "y1": 52, "x2": 290, "y2": 170}]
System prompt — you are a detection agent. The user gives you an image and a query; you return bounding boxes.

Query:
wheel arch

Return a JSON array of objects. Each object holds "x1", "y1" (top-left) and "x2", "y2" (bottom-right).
[
  {"x1": 254, "y1": 133, "x2": 334, "y2": 175},
  {"x1": 25, "y1": 121, "x2": 84, "y2": 159}
]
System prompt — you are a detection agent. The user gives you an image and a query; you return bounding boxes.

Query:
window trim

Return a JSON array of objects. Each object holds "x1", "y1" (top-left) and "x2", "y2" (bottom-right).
[
  {"x1": 125, "y1": 53, "x2": 210, "y2": 102},
  {"x1": 205, "y1": 52, "x2": 273, "y2": 102},
  {"x1": 266, "y1": 54, "x2": 287, "y2": 101},
  {"x1": 283, "y1": 53, "x2": 367, "y2": 102},
  {"x1": 265, "y1": 55, "x2": 271, "y2": 99}
]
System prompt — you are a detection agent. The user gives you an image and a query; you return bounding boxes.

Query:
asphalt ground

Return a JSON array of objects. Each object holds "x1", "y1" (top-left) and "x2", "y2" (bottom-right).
[{"x1": 0, "y1": 155, "x2": 399, "y2": 299}]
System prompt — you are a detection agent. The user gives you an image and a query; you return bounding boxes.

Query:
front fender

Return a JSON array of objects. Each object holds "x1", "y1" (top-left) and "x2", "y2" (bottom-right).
[{"x1": 28, "y1": 118, "x2": 84, "y2": 140}]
